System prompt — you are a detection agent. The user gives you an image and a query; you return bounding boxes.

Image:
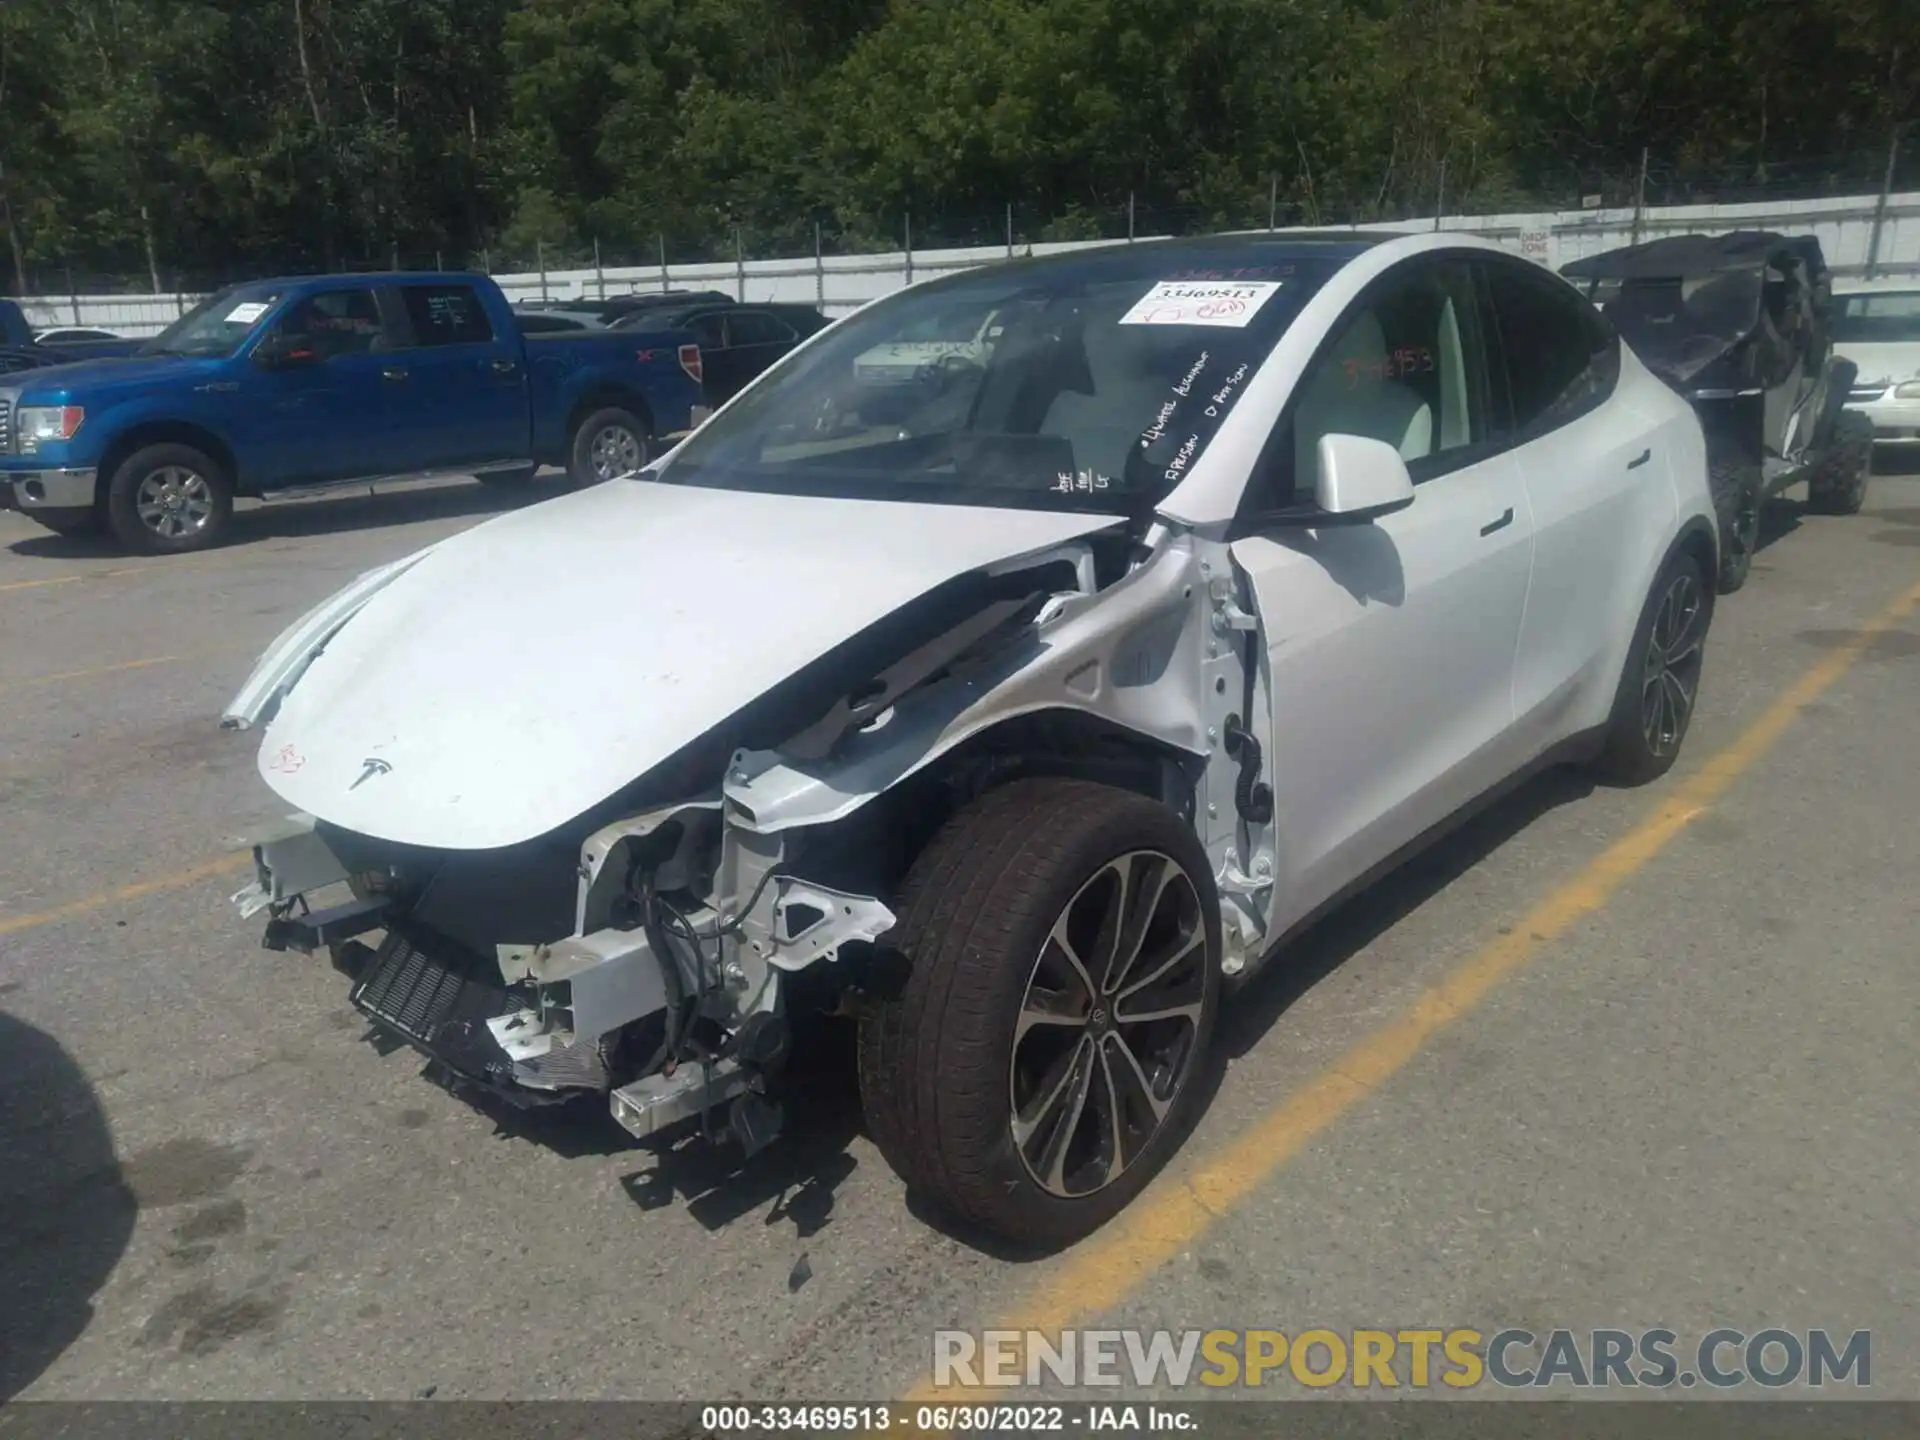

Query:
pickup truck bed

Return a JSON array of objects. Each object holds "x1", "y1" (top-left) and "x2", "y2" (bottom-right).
[{"x1": 0, "y1": 272, "x2": 706, "y2": 554}]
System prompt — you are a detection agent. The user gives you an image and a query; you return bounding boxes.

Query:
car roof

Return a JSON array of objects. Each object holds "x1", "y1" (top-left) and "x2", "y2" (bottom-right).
[{"x1": 1561, "y1": 231, "x2": 1827, "y2": 282}]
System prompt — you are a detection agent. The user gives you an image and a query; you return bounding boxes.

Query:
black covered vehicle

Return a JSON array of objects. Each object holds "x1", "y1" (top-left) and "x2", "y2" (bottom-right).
[
  {"x1": 1562, "y1": 231, "x2": 1872, "y2": 593},
  {"x1": 613, "y1": 300, "x2": 830, "y2": 404}
]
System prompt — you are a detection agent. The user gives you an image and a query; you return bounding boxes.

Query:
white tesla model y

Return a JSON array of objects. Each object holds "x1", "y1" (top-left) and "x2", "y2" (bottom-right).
[{"x1": 224, "y1": 231, "x2": 1719, "y2": 1246}]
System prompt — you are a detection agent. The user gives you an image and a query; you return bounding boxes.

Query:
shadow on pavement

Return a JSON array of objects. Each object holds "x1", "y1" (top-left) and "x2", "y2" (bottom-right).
[
  {"x1": 1222, "y1": 763, "x2": 1597, "y2": 1062},
  {"x1": 0, "y1": 1011, "x2": 136, "y2": 1400},
  {"x1": 6, "y1": 475, "x2": 557, "y2": 561}
]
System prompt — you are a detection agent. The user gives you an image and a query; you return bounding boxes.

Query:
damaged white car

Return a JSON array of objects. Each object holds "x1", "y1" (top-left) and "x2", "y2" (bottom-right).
[{"x1": 225, "y1": 232, "x2": 1719, "y2": 1246}]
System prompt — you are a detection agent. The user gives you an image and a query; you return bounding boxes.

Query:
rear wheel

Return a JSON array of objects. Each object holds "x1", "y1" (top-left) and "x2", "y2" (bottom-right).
[
  {"x1": 566, "y1": 407, "x2": 652, "y2": 486},
  {"x1": 858, "y1": 778, "x2": 1221, "y2": 1248},
  {"x1": 1591, "y1": 548, "x2": 1710, "y2": 785},
  {"x1": 1709, "y1": 453, "x2": 1760, "y2": 594},
  {"x1": 1805, "y1": 411, "x2": 1873, "y2": 516},
  {"x1": 103, "y1": 443, "x2": 234, "y2": 555}
]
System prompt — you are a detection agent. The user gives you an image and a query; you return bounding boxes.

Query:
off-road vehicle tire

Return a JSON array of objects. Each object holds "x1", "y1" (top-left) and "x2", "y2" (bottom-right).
[
  {"x1": 1805, "y1": 410, "x2": 1873, "y2": 516},
  {"x1": 566, "y1": 407, "x2": 652, "y2": 486},
  {"x1": 103, "y1": 442, "x2": 234, "y2": 555},
  {"x1": 858, "y1": 778, "x2": 1222, "y2": 1248},
  {"x1": 1591, "y1": 547, "x2": 1711, "y2": 786},
  {"x1": 1709, "y1": 453, "x2": 1760, "y2": 594}
]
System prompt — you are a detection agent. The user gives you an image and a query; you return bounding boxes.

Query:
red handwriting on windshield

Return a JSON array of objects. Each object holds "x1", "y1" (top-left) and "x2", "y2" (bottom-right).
[{"x1": 1343, "y1": 347, "x2": 1434, "y2": 388}]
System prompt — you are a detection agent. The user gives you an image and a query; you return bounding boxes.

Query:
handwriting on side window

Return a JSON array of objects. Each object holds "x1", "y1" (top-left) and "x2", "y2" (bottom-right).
[
  {"x1": 1053, "y1": 471, "x2": 1112, "y2": 494},
  {"x1": 1344, "y1": 347, "x2": 1434, "y2": 387}
]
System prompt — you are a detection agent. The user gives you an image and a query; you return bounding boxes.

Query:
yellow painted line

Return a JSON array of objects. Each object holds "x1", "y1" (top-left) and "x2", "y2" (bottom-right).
[
  {"x1": 0, "y1": 851, "x2": 251, "y2": 939},
  {"x1": 907, "y1": 574, "x2": 1920, "y2": 1406},
  {"x1": 2, "y1": 653, "x2": 184, "y2": 690},
  {"x1": 0, "y1": 574, "x2": 83, "y2": 593}
]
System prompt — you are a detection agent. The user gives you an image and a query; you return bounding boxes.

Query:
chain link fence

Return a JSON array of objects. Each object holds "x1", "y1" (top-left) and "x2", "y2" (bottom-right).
[{"x1": 10, "y1": 138, "x2": 1918, "y2": 335}]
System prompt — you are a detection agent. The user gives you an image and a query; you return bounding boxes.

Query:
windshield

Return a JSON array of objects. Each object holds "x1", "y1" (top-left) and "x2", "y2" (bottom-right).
[
  {"x1": 660, "y1": 247, "x2": 1344, "y2": 513},
  {"x1": 1833, "y1": 291, "x2": 1920, "y2": 344},
  {"x1": 141, "y1": 284, "x2": 284, "y2": 359}
]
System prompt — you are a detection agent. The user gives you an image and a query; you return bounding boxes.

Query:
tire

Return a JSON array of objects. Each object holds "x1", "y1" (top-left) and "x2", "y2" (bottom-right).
[
  {"x1": 1590, "y1": 547, "x2": 1711, "y2": 786},
  {"x1": 1708, "y1": 452, "x2": 1760, "y2": 594},
  {"x1": 103, "y1": 443, "x2": 233, "y2": 555},
  {"x1": 26, "y1": 505, "x2": 99, "y2": 538},
  {"x1": 566, "y1": 407, "x2": 652, "y2": 486},
  {"x1": 1805, "y1": 411, "x2": 1873, "y2": 516},
  {"x1": 858, "y1": 778, "x2": 1221, "y2": 1248},
  {"x1": 476, "y1": 465, "x2": 538, "y2": 488}
]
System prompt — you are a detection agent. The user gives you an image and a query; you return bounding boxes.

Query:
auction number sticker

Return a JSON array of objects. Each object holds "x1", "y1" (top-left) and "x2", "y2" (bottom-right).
[
  {"x1": 226, "y1": 301, "x2": 271, "y2": 324},
  {"x1": 1120, "y1": 280, "x2": 1283, "y2": 328}
]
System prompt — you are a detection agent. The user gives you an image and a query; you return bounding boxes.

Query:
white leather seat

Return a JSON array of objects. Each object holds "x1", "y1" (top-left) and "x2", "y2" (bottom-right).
[{"x1": 1292, "y1": 312, "x2": 1434, "y2": 487}]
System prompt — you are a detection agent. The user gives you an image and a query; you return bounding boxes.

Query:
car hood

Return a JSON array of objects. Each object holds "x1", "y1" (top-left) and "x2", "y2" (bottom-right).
[
  {"x1": 241, "y1": 479, "x2": 1121, "y2": 850},
  {"x1": 11, "y1": 352, "x2": 214, "y2": 398},
  {"x1": 1836, "y1": 341, "x2": 1920, "y2": 388}
]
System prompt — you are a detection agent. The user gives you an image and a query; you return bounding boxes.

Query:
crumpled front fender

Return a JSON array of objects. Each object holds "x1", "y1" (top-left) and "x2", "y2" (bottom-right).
[{"x1": 220, "y1": 549, "x2": 438, "y2": 732}]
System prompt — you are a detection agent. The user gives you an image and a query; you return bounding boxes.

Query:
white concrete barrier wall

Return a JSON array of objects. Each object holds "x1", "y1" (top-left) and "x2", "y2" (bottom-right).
[{"x1": 16, "y1": 192, "x2": 1919, "y2": 337}]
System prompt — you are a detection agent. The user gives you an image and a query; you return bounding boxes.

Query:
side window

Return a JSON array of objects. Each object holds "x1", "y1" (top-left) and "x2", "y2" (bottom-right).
[
  {"x1": 271, "y1": 289, "x2": 384, "y2": 359},
  {"x1": 1482, "y1": 260, "x2": 1620, "y2": 439},
  {"x1": 1252, "y1": 259, "x2": 1490, "y2": 510},
  {"x1": 727, "y1": 311, "x2": 797, "y2": 347},
  {"x1": 689, "y1": 314, "x2": 728, "y2": 350},
  {"x1": 399, "y1": 284, "x2": 494, "y2": 347}
]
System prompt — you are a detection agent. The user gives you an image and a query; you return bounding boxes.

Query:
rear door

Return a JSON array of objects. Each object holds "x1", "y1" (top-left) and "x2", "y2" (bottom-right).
[
  {"x1": 1230, "y1": 255, "x2": 1537, "y2": 932},
  {"x1": 714, "y1": 308, "x2": 802, "y2": 401},
  {"x1": 385, "y1": 281, "x2": 530, "y2": 473},
  {"x1": 1480, "y1": 255, "x2": 1663, "y2": 750}
]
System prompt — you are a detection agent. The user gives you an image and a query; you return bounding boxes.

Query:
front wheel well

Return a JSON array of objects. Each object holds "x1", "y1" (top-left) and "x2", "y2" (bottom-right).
[
  {"x1": 793, "y1": 710, "x2": 1202, "y2": 903},
  {"x1": 97, "y1": 423, "x2": 239, "y2": 499}
]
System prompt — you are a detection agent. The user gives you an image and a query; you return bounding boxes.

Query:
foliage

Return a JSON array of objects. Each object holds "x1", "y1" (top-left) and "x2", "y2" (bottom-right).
[{"x1": 0, "y1": 0, "x2": 1909, "y2": 291}]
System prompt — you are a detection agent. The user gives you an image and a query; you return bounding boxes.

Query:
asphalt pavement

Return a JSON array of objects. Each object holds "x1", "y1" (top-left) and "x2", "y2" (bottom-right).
[{"x1": 2, "y1": 460, "x2": 1917, "y2": 1405}]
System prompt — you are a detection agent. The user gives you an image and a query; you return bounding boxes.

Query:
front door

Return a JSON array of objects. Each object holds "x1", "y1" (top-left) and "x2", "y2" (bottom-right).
[
  {"x1": 1229, "y1": 257, "x2": 1536, "y2": 933},
  {"x1": 242, "y1": 285, "x2": 394, "y2": 488}
]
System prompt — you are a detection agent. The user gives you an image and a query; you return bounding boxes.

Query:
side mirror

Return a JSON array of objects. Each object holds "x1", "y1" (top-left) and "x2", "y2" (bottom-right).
[
  {"x1": 1314, "y1": 433, "x2": 1416, "y2": 522},
  {"x1": 254, "y1": 334, "x2": 319, "y2": 370}
]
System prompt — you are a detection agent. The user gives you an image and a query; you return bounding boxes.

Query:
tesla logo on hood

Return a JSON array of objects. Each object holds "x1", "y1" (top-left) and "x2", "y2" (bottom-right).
[{"x1": 350, "y1": 757, "x2": 393, "y2": 790}]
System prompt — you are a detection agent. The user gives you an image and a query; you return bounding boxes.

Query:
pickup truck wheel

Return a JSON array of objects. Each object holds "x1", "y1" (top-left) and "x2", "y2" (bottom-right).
[
  {"x1": 104, "y1": 443, "x2": 233, "y2": 555},
  {"x1": 1708, "y1": 453, "x2": 1760, "y2": 594},
  {"x1": 26, "y1": 505, "x2": 100, "y2": 537},
  {"x1": 1591, "y1": 548, "x2": 1710, "y2": 785},
  {"x1": 568, "y1": 408, "x2": 652, "y2": 486},
  {"x1": 1805, "y1": 411, "x2": 1873, "y2": 516},
  {"x1": 858, "y1": 778, "x2": 1221, "y2": 1248}
]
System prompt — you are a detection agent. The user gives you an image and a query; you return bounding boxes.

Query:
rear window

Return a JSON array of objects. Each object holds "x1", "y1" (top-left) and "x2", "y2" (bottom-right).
[{"x1": 400, "y1": 285, "x2": 494, "y2": 346}]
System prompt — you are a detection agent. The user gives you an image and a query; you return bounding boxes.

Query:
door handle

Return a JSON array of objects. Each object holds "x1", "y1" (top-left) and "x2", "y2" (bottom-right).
[
  {"x1": 488, "y1": 358, "x2": 517, "y2": 376},
  {"x1": 381, "y1": 366, "x2": 409, "y2": 383},
  {"x1": 1480, "y1": 507, "x2": 1515, "y2": 537},
  {"x1": 1627, "y1": 448, "x2": 1652, "y2": 469}
]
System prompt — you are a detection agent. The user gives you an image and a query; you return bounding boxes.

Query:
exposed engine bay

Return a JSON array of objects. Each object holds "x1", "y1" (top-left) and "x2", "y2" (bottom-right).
[{"x1": 224, "y1": 480, "x2": 1281, "y2": 1159}]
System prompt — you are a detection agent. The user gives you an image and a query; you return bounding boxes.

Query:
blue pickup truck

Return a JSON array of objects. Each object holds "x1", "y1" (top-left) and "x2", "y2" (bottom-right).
[{"x1": 0, "y1": 272, "x2": 706, "y2": 553}]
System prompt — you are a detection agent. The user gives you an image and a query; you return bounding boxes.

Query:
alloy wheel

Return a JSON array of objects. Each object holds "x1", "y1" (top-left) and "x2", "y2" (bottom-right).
[
  {"x1": 589, "y1": 424, "x2": 644, "y2": 480},
  {"x1": 1641, "y1": 569, "x2": 1706, "y2": 757},
  {"x1": 135, "y1": 466, "x2": 215, "y2": 540},
  {"x1": 1010, "y1": 850, "x2": 1208, "y2": 1199}
]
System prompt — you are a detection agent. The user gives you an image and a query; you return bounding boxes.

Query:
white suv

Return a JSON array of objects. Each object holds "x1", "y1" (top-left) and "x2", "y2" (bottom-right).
[{"x1": 225, "y1": 231, "x2": 1718, "y2": 1247}]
